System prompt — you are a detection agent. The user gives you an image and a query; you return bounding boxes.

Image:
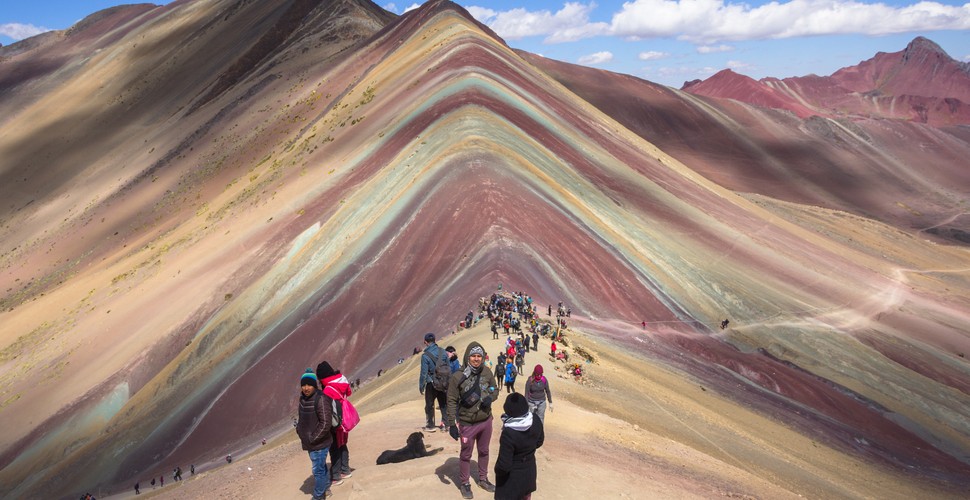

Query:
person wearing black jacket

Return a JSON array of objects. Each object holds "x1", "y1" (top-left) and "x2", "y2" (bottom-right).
[
  {"x1": 296, "y1": 369, "x2": 334, "y2": 500},
  {"x1": 494, "y1": 393, "x2": 544, "y2": 500}
]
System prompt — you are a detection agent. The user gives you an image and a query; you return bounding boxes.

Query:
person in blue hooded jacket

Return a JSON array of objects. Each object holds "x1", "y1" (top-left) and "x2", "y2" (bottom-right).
[{"x1": 419, "y1": 333, "x2": 447, "y2": 430}]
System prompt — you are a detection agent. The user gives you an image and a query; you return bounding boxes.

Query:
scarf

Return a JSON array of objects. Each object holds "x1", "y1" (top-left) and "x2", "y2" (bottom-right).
[{"x1": 502, "y1": 411, "x2": 533, "y2": 431}]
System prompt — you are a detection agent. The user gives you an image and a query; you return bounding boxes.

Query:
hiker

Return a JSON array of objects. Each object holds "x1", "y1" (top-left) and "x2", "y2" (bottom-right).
[
  {"x1": 550, "y1": 342, "x2": 557, "y2": 358},
  {"x1": 226, "y1": 454, "x2": 232, "y2": 464},
  {"x1": 494, "y1": 393, "x2": 544, "y2": 500},
  {"x1": 419, "y1": 333, "x2": 449, "y2": 430},
  {"x1": 296, "y1": 368, "x2": 334, "y2": 500},
  {"x1": 134, "y1": 482, "x2": 140, "y2": 495},
  {"x1": 505, "y1": 362, "x2": 517, "y2": 393},
  {"x1": 446, "y1": 346, "x2": 461, "y2": 373},
  {"x1": 524, "y1": 365, "x2": 553, "y2": 423},
  {"x1": 446, "y1": 342, "x2": 498, "y2": 499},
  {"x1": 495, "y1": 353, "x2": 506, "y2": 389},
  {"x1": 515, "y1": 352, "x2": 524, "y2": 376},
  {"x1": 150, "y1": 478, "x2": 155, "y2": 489},
  {"x1": 720, "y1": 319, "x2": 730, "y2": 329},
  {"x1": 318, "y1": 361, "x2": 353, "y2": 486},
  {"x1": 532, "y1": 332, "x2": 538, "y2": 351},
  {"x1": 547, "y1": 305, "x2": 552, "y2": 317},
  {"x1": 190, "y1": 464, "x2": 195, "y2": 475}
]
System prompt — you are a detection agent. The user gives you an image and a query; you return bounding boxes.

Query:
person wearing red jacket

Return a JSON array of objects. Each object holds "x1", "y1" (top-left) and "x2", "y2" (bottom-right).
[{"x1": 317, "y1": 361, "x2": 353, "y2": 486}]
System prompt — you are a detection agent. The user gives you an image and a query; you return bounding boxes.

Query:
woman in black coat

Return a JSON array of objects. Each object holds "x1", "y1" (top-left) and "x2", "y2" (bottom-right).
[{"x1": 494, "y1": 393, "x2": 544, "y2": 500}]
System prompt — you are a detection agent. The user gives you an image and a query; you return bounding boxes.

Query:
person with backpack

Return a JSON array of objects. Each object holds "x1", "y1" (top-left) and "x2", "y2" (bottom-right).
[
  {"x1": 524, "y1": 364, "x2": 552, "y2": 423},
  {"x1": 420, "y1": 333, "x2": 449, "y2": 430},
  {"x1": 296, "y1": 368, "x2": 333, "y2": 500},
  {"x1": 446, "y1": 342, "x2": 498, "y2": 499},
  {"x1": 494, "y1": 392, "x2": 544, "y2": 500},
  {"x1": 318, "y1": 361, "x2": 353, "y2": 486},
  {"x1": 504, "y1": 361, "x2": 517, "y2": 393}
]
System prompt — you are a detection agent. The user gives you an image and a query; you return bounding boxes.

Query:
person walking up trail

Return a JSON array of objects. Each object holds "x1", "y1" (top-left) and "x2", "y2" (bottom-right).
[{"x1": 420, "y1": 333, "x2": 449, "y2": 430}]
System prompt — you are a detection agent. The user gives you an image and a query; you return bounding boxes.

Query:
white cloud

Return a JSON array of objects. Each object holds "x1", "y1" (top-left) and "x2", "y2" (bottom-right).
[
  {"x1": 403, "y1": 3, "x2": 422, "y2": 13},
  {"x1": 471, "y1": 1, "x2": 970, "y2": 47},
  {"x1": 467, "y1": 2, "x2": 608, "y2": 42},
  {"x1": 726, "y1": 60, "x2": 753, "y2": 70},
  {"x1": 655, "y1": 65, "x2": 719, "y2": 79},
  {"x1": 578, "y1": 51, "x2": 614, "y2": 64},
  {"x1": 697, "y1": 44, "x2": 733, "y2": 53},
  {"x1": 609, "y1": 0, "x2": 970, "y2": 44},
  {"x1": 0, "y1": 23, "x2": 50, "y2": 41},
  {"x1": 638, "y1": 50, "x2": 670, "y2": 60}
]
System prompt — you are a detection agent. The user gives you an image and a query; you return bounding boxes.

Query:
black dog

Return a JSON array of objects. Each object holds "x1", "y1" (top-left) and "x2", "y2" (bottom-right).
[{"x1": 376, "y1": 432, "x2": 443, "y2": 465}]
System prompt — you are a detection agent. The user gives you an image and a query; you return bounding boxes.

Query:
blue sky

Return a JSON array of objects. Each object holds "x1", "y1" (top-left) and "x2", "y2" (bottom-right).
[{"x1": 2, "y1": 0, "x2": 968, "y2": 87}]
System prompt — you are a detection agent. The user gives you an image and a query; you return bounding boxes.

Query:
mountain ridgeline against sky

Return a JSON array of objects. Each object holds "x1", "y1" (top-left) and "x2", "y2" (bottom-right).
[{"x1": 0, "y1": 0, "x2": 969, "y2": 497}]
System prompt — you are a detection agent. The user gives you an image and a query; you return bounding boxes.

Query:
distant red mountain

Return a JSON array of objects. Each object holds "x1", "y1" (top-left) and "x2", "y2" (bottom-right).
[{"x1": 683, "y1": 37, "x2": 970, "y2": 125}]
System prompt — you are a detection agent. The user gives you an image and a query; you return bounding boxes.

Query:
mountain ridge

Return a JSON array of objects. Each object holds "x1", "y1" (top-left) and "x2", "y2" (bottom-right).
[{"x1": 684, "y1": 35, "x2": 970, "y2": 125}]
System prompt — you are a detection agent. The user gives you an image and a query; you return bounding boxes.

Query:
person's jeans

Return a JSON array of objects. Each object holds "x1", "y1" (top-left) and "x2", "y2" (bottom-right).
[
  {"x1": 329, "y1": 442, "x2": 350, "y2": 477},
  {"x1": 424, "y1": 383, "x2": 446, "y2": 427},
  {"x1": 308, "y1": 448, "x2": 330, "y2": 499},
  {"x1": 528, "y1": 399, "x2": 546, "y2": 423},
  {"x1": 458, "y1": 416, "x2": 493, "y2": 484}
]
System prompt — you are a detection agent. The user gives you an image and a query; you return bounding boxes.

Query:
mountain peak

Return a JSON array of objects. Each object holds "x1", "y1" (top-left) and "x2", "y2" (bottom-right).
[{"x1": 904, "y1": 36, "x2": 947, "y2": 57}]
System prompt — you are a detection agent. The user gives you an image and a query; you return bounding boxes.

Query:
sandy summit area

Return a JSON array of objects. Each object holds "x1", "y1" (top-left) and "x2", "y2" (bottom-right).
[{"x1": 100, "y1": 319, "x2": 954, "y2": 500}]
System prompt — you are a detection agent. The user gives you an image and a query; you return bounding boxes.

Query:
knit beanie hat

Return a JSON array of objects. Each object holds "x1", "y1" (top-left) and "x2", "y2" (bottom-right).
[
  {"x1": 469, "y1": 346, "x2": 484, "y2": 357},
  {"x1": 503, "y1": 392, "x2": 529, "y2": 418},
  {"x1": 316, "y1": 361, "x2": 337, "y2": 381},
  {"x1": 300, "y1": 368, "x2": 318, "y2": 388}
]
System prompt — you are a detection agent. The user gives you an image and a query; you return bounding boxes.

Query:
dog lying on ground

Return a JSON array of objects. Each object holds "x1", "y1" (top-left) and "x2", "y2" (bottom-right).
[{"x1": 376, "y1": 431, "x2": 444, "y2": 464}]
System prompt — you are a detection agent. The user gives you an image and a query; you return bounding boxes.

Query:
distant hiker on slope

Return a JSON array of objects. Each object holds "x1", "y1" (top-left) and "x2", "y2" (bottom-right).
[
  {"x1": 296, "y1": 368, "x2": 334, "y2": 500},
  {"x1": 505, "y1": 362, "x2": 517, "y2": 394},
  {"x1": 446, "y1": 342, "x2": 498, "y2": 499},
  {"x1": 524, "y1": 365, "x2": 552, "y2": 423}
]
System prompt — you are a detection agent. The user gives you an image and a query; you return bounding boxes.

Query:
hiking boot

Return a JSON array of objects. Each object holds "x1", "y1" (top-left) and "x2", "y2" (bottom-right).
[
  {"x1": 341, "y1": 471, "x2": 352, "y2": 478},
  {"x1": 331, "y1": 477, "x2": 344, "y2": 486},
  {"x1": 460, "y1": 483, "x2": 474, "y2": 499},
  {"x1": 476, "y1": 478, "x2": 496, "y2": 492}
]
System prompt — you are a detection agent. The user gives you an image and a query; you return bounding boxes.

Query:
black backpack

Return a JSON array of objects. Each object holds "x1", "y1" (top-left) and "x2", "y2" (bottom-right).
[{"x1": 425, "y1": 348, "x2": 451, "y2": 392}]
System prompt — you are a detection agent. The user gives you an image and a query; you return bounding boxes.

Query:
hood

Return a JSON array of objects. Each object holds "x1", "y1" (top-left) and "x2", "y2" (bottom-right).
[{"x1": 462, "y1": 340, "x2": 487, "y2": 367}]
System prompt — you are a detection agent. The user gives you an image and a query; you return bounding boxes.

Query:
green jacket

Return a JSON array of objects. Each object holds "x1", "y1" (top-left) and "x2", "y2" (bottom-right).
[{"x1": 446, "y1": 341, "x2": 498, "y2": 426}]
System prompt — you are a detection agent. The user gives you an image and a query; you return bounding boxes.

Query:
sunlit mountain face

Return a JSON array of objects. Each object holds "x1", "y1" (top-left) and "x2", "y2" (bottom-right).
[{"x1": 1, "y1": 0, "x2": 968, "y2": 496}]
